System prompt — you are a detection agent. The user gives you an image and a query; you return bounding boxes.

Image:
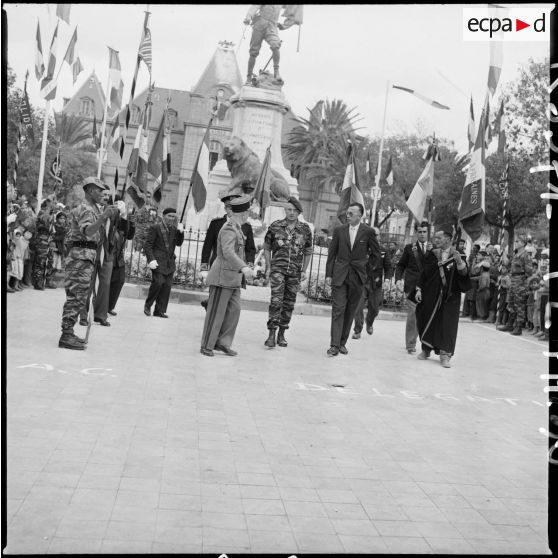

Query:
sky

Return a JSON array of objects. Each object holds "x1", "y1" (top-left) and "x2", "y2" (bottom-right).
[{"x1": 4, "y1": 3, "x2": 552, "y2": 155}]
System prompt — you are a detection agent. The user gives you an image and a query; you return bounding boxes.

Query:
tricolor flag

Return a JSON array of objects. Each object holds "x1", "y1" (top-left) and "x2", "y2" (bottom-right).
[
  {"x1": 56, "y1": 4, "x2": 71, "y2": 24},
  {"x1": 393, "y1": 85, "x2": 450, "y2": 110},
  {"x1": 458, "y1": 103, "x2": 486, "y2": 241},
  {"x1": 384, "y1": 155, "x2": 394, "y2": 186},
  {"x1": 487, "y1": 40, "x2": 503, "y2": 96},
  {"x1": 252, "y1": 146, "x2": 272, "y2": 220},
  {"x1": 138, "y1": 25, "x2": 152, "y2": 75},
  {"x1": 309, "y1": 99, "x2": 324, "y2": 126},
  {"x1": 282, "y1": 4, "x2": 303, "y2": 28},
  {"x1": 40, "y1": 22, "x2": 59, "y2": 101},
  {"x1": 337, "y1": 141, "x2": 365, "y2": 223},
  {"x1": 35, "y1": 20, "x2": 45, "y2": 81},
  {"x1": 108, "y1": 47, "x2": 124, "y2": 111},
  {"x1": 494, "y1": 100, "x2": 506, "y2": 154},
  {"x1": 62, "y1": 27, "x2": 77, "y2": 66},
  {"x1": 110, "y1": 115, "x2": 124, "y2": 157},
  {"x1": 468, "y1": 96, "x2": 475, "y2": 152},
  {"x1": 191, "y1": 119, "x2": 212, "y2": 213},
  {"x1": 148, "y1": 109, "x2": 172, "y2": 203},
  {"x1": 72, "y1": 56, "x2": 83, "y2": 85},
  {"x1": 405, "y1": 157, "x2": 434, "y2": 223},
  {"x1": 127, "y1": 100, "x2": 151, "y2": 206},
  {"x1": 20, "y1": 71, "x2": 35, "y2": 144}
]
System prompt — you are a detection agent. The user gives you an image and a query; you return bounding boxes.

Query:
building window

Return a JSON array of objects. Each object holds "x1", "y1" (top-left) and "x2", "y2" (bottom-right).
[
  {"x1": 217, "y1": 88, "x2": 225, "y2": 99},
  {"x1": 209, "y1": 140, "x2": 222, "y2": 171},
  {"x1": 167, "y1": 109, "x2": 177, "y2": 129},
  {"x1": 79, "y1": 97, "x2": 93, "y2": 116}
]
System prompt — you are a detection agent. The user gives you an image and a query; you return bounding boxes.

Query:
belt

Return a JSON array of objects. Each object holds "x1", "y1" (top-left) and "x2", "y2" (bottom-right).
[
  {"x1": 511, "y1": 273, "x2": 525, "y2": 276},
  {"x1": 71, "y1": 241, "x2": 98, "y2": 249}
]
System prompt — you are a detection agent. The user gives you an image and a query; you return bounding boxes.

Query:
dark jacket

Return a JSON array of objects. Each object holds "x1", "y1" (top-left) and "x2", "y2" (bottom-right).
[
  {"x1": 326, "y1": 223, "x2": 380, "y2": 287},
  {"x1": 395, "y1": 241, "x2": 429, "y2": 296},
  {"x1": 367, "y1": 244, "x2": 393, "y2": 291},
  {"x1": 113, "y1": 217, "x2": 136, "y2": 268},
  {"x1": 144, "y1": 222, "x2": 185, "y2": 275},
  {"x1": 201, "y1": 215, "x2": 256, "y2": 266}
]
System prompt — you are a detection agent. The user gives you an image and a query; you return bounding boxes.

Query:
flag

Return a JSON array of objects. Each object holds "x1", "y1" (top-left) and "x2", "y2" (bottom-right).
[
  {"x1": 487, "y1": 40, "x2": 503, "y2": 96},
  {"x1": 72, "y1": 56, "x2": 83, "y2": 85},
  {"x1": 148, "y1": 109, "x2": 172, "y2": 203},
  {"x1": 405, "y1": 158, "x2": 434, "y2": 223},
  {"x1": 494, "y1": 100, "x2": 506, "y2": 154},
  {"x1": 40, "y1": 22, "x2": 59, "y2": 101},
  {"x1": 138, "y1": 25, "x2": 152, "y2": 74},
  {"x1": 191, "y1": 119, "x2": 212, "y2": 212},
  {"x1": 458, "y1": 105, "x2": 486, "y2": 241},
  {"x1": 127, "y1": 97, "x2": 152, "y2": 205},
  {"x1": 13, "y1": 123, "x2": 21, "y2": 188},
  {"x1": 110, "y1": 115, "x2": 124, "y2": 157},
  {"x1": 483, "y1": 94, "x2": 492, "y2": 148},
  {"x1": 282, "y1": 5, "x2": 303, "y2": 28},
  {"x1": 337, "y1": 142, "x2": 365, "y2": 223},
  {"x1": 62, "y1": 27, "x2": 77, "y2": 66},
  {"x1": 108, "y1": 47, "x2": 124, "y2": 111},
  {"x1": 56, "y1": 4, "x2": 71, "y2": 24},
  {"x1": 92, "y1": 114, "x2": 100, "y2": 148},
  {"x1": 468, "y1": 95, "x2": 475, "y2": 152},
  {"x1": 309, "y1": 100, "x2": 324, "y2": 126},
  {"x1": 252, "y1": 146, "x2": 272, "y2": 220},
  {"x1": 35, "y1": 20, "x2": 45, "y2": 81},
  {"x1": 393, "y1": 85, "x2": 450, "y2": 110},
  {"x1": 20, "y1": 71, "x2": 35, "y2": 144},
  {"x1": 384, "y1": 155, "x2": 393, "y2": 186}
]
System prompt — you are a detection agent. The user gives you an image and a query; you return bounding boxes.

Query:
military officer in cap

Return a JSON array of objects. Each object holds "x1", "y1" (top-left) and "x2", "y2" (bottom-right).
[
  {"x1": 59, "y1": 177, "x2": 118, "y2": 350},
  {"x1": 263, "y1": 197, "x2": 313, "y2": 348},
  {"x1": 200, "y1": 196, "x2": 254, "y2": 357},
  {"x1": 200, "y1": 189, "x2": 256, "y2": 310},
  {"x1": 144, "y1": 207, "x2": 185, "y2": 318}
]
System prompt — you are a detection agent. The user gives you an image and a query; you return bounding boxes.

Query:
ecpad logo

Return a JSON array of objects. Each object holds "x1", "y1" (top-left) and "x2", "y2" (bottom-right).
[{"x1": 467, "y1": 14, "x2": 545, "y2": 38}]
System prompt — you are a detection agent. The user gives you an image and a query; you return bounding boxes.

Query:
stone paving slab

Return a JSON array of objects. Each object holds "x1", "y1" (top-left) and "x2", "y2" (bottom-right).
[{"x1": 3, "y1": 288, "x2": 550, "y2": 554}]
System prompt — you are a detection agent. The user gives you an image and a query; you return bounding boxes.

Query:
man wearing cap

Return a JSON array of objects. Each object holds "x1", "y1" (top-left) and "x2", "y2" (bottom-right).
[
  {"x1": 144, "y1": 207, "x2": 185, "y2": 318},
  {"x1": 59, "y1": 178, "x2": 118, "y2": 350},
  {"x1": 414, "y1": 228, "x2": 471, "y2": 368},
  {"x1": 262, "y1": 197, "x2": 312, "y2": 348},
  {"x1": 200, "y1": 190, "x2": 256, "y2": 310},
  {"x1": 31, "y1": 195, "x2": 56, "y2": 290},
  {"x1": 200, "y1": 196, "x2": 254, "y2": 357}
]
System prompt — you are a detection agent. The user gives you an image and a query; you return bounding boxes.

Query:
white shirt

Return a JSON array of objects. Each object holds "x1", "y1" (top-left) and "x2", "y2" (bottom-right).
[
  {"x1": 349, "y1": 225, "x2": 359, "y2": 249},
  {"x1": 419, "y1": 241, "x2": 426, "y2": 254}
]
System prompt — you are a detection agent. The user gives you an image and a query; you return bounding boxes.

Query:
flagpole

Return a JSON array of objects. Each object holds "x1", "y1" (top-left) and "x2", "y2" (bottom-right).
[
  {"x1": 97, "y1": 47, "x2": 113, "y2": 179},
  {"x1": 371, "y1": 80, "x2": 390, "y2": 227}
]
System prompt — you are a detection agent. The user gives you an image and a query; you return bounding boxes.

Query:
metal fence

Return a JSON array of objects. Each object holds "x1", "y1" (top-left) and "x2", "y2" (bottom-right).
[{"x1": 124, "y1": 229, "x2": 406, "y2": 311}]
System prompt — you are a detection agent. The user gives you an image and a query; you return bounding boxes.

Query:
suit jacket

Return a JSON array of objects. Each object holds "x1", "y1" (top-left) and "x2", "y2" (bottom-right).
[
  {"x1": 201, "y1": 215, "x2": 256, "y2": 266},
  {"x1": 113, "y1": 217, "x2": 136, "y2": 268},
  {"x1": 206, "y1": 220, "x2": 247, "y2": 289},
  {"x1": 144, "y1": 222, "x2": 185, "y2": 275},
  {"x1": 326, "y1": 223, "x2": 380, "y2": 287},
  {"x1": 395, "y1": 241, "x2": 429, "y2": 295},
  {"x1": 366, "y1": 244, "x2": 393, "y2": 291}
]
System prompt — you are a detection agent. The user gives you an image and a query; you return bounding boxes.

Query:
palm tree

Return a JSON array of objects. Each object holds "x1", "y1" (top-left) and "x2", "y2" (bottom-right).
[
  {"x1": 286, "y1": 99, "x2": 362, "y2": 223},
  {"x1": 54, "y1": 112, "x2": 93, "y2": 147}
]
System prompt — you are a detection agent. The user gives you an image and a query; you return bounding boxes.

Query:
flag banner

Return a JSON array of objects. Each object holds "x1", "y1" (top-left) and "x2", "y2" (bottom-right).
[
  {"x1": 483, "y1": 94, "x2": 492, "y2": 147},
  {"x1": 56, "y1": 4, "x2": 71, "y2": 24},
  {"x1": 309, "y1": 100, "x2": 324, "y2": 126},
  {"x1": 191, "y1": 120, "x2": 211, "y2": 212},
  {"x1": 495, "y1": 100, "x2": 506, "y2": 154},
  {"x1": 72, "y1": 56, "x2": 83, "y2": 84},
  {"x1": 252, "y1": 146, "x2": 272, "y2": 219},
  {"x1": 63, "y1": 27, "x2": 77, "y2": 66},
  {"x1": 108, "y1": 47, "x2": 124, "y2": 110},
  {"x1": 423, "y1": 139, "x2": 441, "y2": 161},
  {"x1": 337, "y1": 142, "x2": 365, "y2": 223},
  {"x1": 487, "y1": 40, "x2": 503, "y2": 96},
  {"x1": 459, "y1": 109, "x2": 486, "y2": 241},
  {"x1": 110, "y1": 81, "x2": 124, "y2": 111},
  {"x1": 216, "y1": 100, "x2": 231, "y2": 120},
  {"x1": 20, "y1": 73, "x2": 35, "y2": 144},
  {"x1": 468, "y1": 95, "x2": 475, "y2": 152},
  {"x1": 138, "y1": 26, "x2": 152, "y2": 74},
  {"x1": 393, "y1": 85, "x2": 450, "y2": 110},
  {"x1": 92, "y1": 114, "x2": 100, "y2": 148},
  {"x1": 40, "y1": 22, "x2": 59, "y2": 100},
  {"x1": 405, "y1": 158, "x2": 434, "y2": 222},
  {"x1": 148, "y1": 109, "x2": 172, "y2": 203},
  {"x1": 13, "y1": 124, "x2": 21, "y2": 187},
  {"x1": 35, "y1": 20, "x2": 45, "y2": 81},
  {"x1": 127, "y1": 99, "x2": 151, "y2": 201},
  {"x1": 110, "y1": 116, "x2": 124, "y2": 157},
  {"x1": 384, "y1": 155, "x2": 394, "y2": 186},
  {"x1": 282, "y1": 5, "x2": 303, "y2": 28}
]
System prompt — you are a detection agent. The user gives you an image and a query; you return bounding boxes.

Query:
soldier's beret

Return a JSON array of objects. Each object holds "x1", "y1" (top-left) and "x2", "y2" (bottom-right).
[
  {"x1": 229, "y1": 196, "x2": 251, "y2": 213},
  {"x1": 163, "y1": 207, "x2": 177, "y2": 215},
  {"x1": 219, "y1": 189, "x2": 240, "y2": 203},
  {"x1": 287, "y1": 196, "x2": 303, "y2": 213}
]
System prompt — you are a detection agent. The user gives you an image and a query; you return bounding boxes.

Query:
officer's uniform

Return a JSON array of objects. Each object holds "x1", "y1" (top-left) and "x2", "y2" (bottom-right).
[
  {"x1": 246, "y1": 5, "x2": 282, "y2": 58},
  {"x1": 264, "y1": 218, "x2": 313, "y2": 332},
  {"x1": 506, "y1": 249, "x2": 533, "y2": 329},
  {"x1": 31, "y1": 207, "x2": 55, "y2": 289}
]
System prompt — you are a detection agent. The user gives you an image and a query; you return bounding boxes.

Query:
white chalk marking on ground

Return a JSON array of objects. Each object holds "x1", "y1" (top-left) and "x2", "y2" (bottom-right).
[{"x1": 17, "y1": 363, "x2": 116, "y2": 377}]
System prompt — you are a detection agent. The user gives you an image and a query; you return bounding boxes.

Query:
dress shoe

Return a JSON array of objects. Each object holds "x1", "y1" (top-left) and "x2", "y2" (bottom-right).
[
  {"x1": 264, "y1": 330, "x2": 276, "y2": 348},
  {"x1": 94, "y1": 317, "x2": 111, "y2": 327},
  {"x1": 407, "y1": 347, "x2": 416, "y2": 354},
  {"x1": 417, "y1": 350, "x2": 430, "y2": 360},
  {"x1": 201, "y1": 299, "x2": 208, "y2": 310},
  {"x1": 153, "y1": 312, "x2": 169, "y2": 318},
  {"x1": 510, "y1": 326, "x2": 522, "y2": 336},
  {"x1": 366, "y1": 325, "x2": 373, "y2": 335},
  {"x1": 352, "y1": 332, "x2": 361, "y2": 339},
  {"x1": 108, "y1": 310, "x2": 117, "y2": 316},
  {"x1": 46, "y1": 282, "x2": 57, "y2": 289},
  {"x1": 59, "y1": 333, "x2": 85, "y2": 350},
  {"x1": 15, "y1": 283, "x2": 25, "y2": 291},
  {"x1": 277, "y1": 328, "x2": 288, "y2": 347},
  {"x1": 200, "y1": 347, "x2": 214, "y2": 357},
  {"x1": 6, "y1": 285, "x2": 15, "y2": 293},
  {"x1": 144, "y1": 305, "x2": 151, "y2": 316},
  {"x1": 327, "y1": 346, "x2": 339, "y2": 356},
  {"x1": 339, "y1": 345, "x2": 348, "y2": 355},
  {"x1": 34, "y1": 285, "x2": 45, "y2": 291},
  {"x1": 79, "y1": 318, "x2": 89, "y2": 326},
  {"x1": 440, "y1": 355, "x2": 451, "y2": 368},
  {"x1": 214, "y1": 344, "x2": 238, "y2": 356}
]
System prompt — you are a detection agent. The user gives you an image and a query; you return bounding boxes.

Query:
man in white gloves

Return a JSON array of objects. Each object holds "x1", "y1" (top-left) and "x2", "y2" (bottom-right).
[{"x1": 144, "y1": 207, "x2": 185, "y2": 318}]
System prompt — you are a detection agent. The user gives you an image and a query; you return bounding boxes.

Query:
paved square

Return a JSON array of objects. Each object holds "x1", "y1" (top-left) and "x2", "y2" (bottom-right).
[{"x1": 4, "y1": 288, "x2": 550, "y2": 554}]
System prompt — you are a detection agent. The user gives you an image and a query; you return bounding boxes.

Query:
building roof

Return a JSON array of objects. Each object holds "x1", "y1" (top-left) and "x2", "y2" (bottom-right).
[
  {"x1": 61, "y1": 71, "x2": 110, "y2": 120},
  {"x1": 192, "y1": 41, "x2": 243, "y2": 96}
]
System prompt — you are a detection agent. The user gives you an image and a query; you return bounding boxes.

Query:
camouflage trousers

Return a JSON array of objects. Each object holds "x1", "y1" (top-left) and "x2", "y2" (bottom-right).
[
  {"x1": 31, "y1": 235, "x2": 53, "y2": 287},
  {"x1": 267, "y1": 271, "x2": 300, "y2": 330},
  {"x1": 61, "y1": 253, "x2": 95, "y2": 333},
  {"x1": 507, "y1": 276, "x2": 528, "y2": 327}
]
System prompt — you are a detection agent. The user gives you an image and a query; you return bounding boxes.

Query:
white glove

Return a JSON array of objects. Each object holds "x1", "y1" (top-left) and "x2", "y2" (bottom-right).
[
  {"x1": 116, "y1": 200, "x2": 126, "y2": 216},
  {"x1": 199, "y1": 270, "x2": 208, "y2": 282},
  {"x1": 148, "y1": 260, "x2": 159, "y2": 270},
  {"x1": 7, "y1": 213, "x2": 17, "y2": 225},
  {"x1": 177, "y1": 223, "x2": 184, "y2": 233},
  {"x1": 241, "y1": 266, "x2": 254, "y2": 280}
]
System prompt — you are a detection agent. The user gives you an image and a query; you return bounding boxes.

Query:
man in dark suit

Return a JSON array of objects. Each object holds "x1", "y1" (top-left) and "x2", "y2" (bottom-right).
[
  {"x1": 325, "y1": 203, "x2": 381, "y2": 356},
  {"x1": 200, "y1": 190, "x2": 256, "y2": 310},
  {"x1": 143, "y1": 207, "x2": 185, "y2": 318},
  {"x1": 394, "y1": 220, "x2": 431, "y2": 354}
]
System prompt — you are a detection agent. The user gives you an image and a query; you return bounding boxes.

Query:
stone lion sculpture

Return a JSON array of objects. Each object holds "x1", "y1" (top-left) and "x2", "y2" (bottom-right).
[{"x1": 223, "y1": 136, "x2": 291, "y2": 202}]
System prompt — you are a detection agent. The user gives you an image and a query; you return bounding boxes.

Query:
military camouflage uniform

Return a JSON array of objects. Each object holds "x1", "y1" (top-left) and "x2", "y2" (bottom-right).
[
  {"x1": 60, "y1": 200, "x2": 102, "y2": 334},
  {"x1": 31, "y1": 209, "x2": 54, "y2": 287},
  {"x1": 506, "y1": 249, "x2": 533, "y2": 327},
  {"x1": 264, "y1": 219, "x2": 313, "y2": 330}
]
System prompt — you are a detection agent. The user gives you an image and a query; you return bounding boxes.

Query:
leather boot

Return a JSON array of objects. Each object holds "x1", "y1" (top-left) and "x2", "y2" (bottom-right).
[
  {"x1": 277, "y1": 328, "x2": 287, "y2": 347},
  {"x1": 58, "y1": 332, "x2": 86, "y2": 350},
  {"x1": 511, "y1": 325, "x2": 522, "y2": 336},
  {"x1": 497, "y1": 313, "x2": 515, "y2": 332},
  {"x1": 264, "y1": 329, "x2": 276, "y2": 348}
]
